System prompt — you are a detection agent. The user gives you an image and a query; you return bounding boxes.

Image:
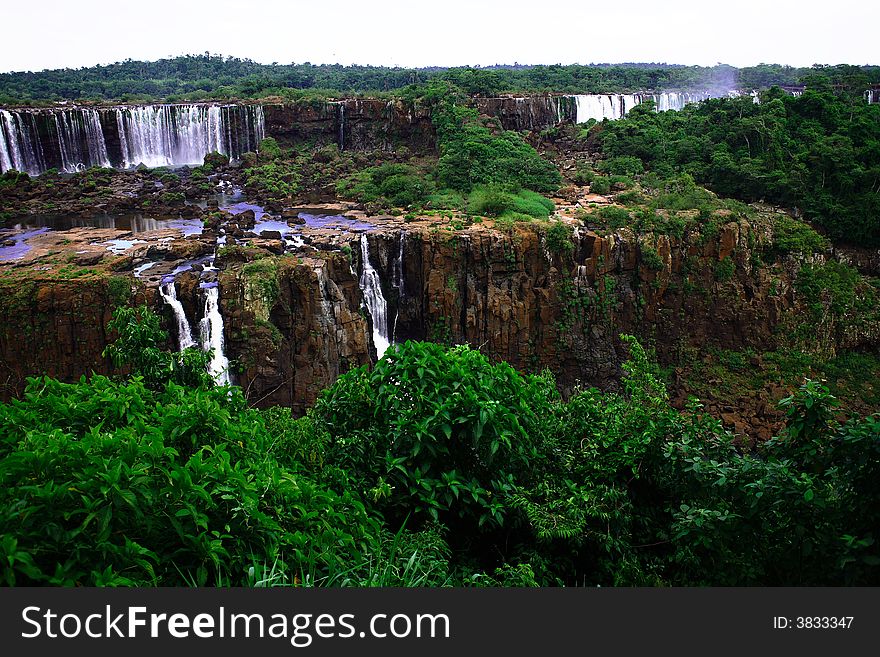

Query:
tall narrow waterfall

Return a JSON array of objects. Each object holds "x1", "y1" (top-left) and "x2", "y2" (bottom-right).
[
  {"x1": 0, "y1": 104, "x2": 266, "y2": 175},
  {"x1": 359, "y1": 234, "x2": 390, "y2": 359},
  {"x1": 337, "y1": 102, "x2": 346, "y2": 151},
  {"x1": 199, "y1": 286, "x2": 231, "y2": 386},
  {"x1": 391, "y1": 231, "x2": 405, "y2": 343},
  {"x1": 159, "y1": 281, "x2": 196, "y2": 351}
]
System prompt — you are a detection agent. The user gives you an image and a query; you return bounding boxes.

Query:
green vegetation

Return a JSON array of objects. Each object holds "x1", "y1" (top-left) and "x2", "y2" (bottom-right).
[
  {"x1": 1, "y1": 307, "x2": 878, "y2": 586},
  {"x1": 793, "y1": 261, "x2": 879, "y2": 353},
  {"x1": 257, "y1": 137, "x2": 282, "y2": 160},
  {"x1": 244, "y1": 161, "x2": 300, "y2": 203},
  {"x1": 2, "y1": 55, "x2": 877, "y2": 103},
  {"x1": 433, "y1": 104, "x2": 561, "y2": 194},
  {"x1": 772, "y1": 213, "x2": 830, "y2": 255},
  {"x1": 600, "y1": 84, "x2": 880, "y2": 245},
  {"x1": 466, "y1": 185, "x2": 554, "y2": 219},
  {"x1": 545, "y1": 221, "x2": 575, "y2": 255},
  {"x1": 335, "y1": 92, "x2": 560, "y2": 219},
  {"x1": 103, "y1": 306, "x2": 214, "y2": 390},
  {"x1": 336, "y1": 163, "x2": 435, "y2": 210}
]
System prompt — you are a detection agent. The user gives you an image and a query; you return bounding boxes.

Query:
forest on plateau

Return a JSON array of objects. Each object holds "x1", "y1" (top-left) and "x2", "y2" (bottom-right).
[
  {"x1": 0, "y1": 62, "x2": 879, "y2": 588},
  {"x1": 1, "y1": 54, "x2": 879, "y2": 103}
]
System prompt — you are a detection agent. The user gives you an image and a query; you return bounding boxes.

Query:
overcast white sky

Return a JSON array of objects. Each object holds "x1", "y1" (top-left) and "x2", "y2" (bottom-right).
[{"x1": 1, "y1": 0, "x2": 876, "y2": 73}]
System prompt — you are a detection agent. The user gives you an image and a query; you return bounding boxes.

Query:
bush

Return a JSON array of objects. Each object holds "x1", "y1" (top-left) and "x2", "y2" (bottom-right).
[
  {"x1": 257, "y1": 137, "x2": 282, "y2": 160},
  {"x1": 337, "y1": 163, "x2": 434, "y2": 209},
  {"x1": 103, "y1": 306, "x2": 214, "y2": 390},
  {"x1": 426, "y1": 189, "x2": 467, "y2": 212},
  {"x1": 0, "y1": 377, "x2": 379, "y2": 585},
  {"x1": 244, "y1": 161, "x2": 300, "y2": 202},
  {"x1": 714, "y1": 257, "x2": 735, "y2": 281},
  {"x1": 772, "y1": 214, "x2": 830, "y2": 256},
  {"x1": 594, "y1": 205, "x2": 631, "y2": 230},
  {"x1": 466, "y1": 185, "x2": 554, "y2": 218},
  {"x1": 546, "y1": 221, "x2": 574, "y2": 255},
  {"x1": 589, "y1": 176, "x2": 611, "y2": 194},
  {"x1": 313, "y1": 341, "x2": 557, "y2": 531},
  {"x1": 433, "y1": 104, "x2": 561, "y2": 194},
  {"x1": 203, "y1": 151, "x2": 230, "y2": 167},
  {"x1": 598, "y1": 156, "x2": 644, "y2": 177}
]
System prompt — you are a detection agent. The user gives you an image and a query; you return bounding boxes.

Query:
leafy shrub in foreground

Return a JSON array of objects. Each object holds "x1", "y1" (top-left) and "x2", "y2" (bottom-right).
[
  {"x1": 0, "y1": 377, "x2": 379, "y2": 586},
  {"x1": 314, "y1": 341, "x2": 558, "y2": 531}
]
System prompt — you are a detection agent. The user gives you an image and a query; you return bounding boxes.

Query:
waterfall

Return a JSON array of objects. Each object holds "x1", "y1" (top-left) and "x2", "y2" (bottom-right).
[
  {"x1": 571, "y1": 91, "x2": 714, "y2": 123},
  {"x1": 359, "y1": 234, "x2": 390, "y2": 359},
  {"x1": 0, "y1": 109, "x2": 45, "y2": 174},
  {"x1": 199, "y1": 286, "x2": 231, "y2": 386},
  {"x1": 391, "y1": 231, "x2": 405, "y2": 343},
  {"x1": 0, "y1": 104, "x2": 266, "y2": 174},
  {"x1": 159, "y1": 281, "x2": 196, "y2": 351},
  {"x1": 116, "y1": 104, "x2": 222, "y2": 168},
  {"x1": 337, "y1": 102, "x2": 346, "y2": 151},
  {"x1": 52, "y1": 109, "x2": 110, "y2": 172},
  {"x1": 0, "y1": 114, "x2": 12, "y2": 173}
]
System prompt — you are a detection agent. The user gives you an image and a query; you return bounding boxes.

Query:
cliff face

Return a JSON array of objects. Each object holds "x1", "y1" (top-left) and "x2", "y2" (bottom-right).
[
  {"x1": 0, "y1": 278, "x2": 116, "y2": 400},
  {"x1": 216, "y1": 251, "x2": 372, "y2": 414},
  {"x1": 474, "y1": 96, "x2": 575, "y2": 132},
  {"x1": 360, "y1": 219, "x2": 793, "y2": 394},
  {"x1": 261, "y1": 96, "x2": 577, "y2": 152},
  {"x1": 207, "y1": 215, "x2": 872, "y2": 411},
  {"x1": 2, "y1": 217, "x2": 874, "y2": 420},
  {"x1": 263, "y1": 99, "x2": 435, "y2": 153}
]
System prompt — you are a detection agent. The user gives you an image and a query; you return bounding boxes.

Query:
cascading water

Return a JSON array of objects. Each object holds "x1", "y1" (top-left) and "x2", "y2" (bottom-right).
[
  {"x1": 359, "y1": 234, "x2": 390, "y2": 359},
  {"x1": 571, "y1": 91, "x2": 715, "y2": 123},
  {"x1": 391, "y1": 231, "x2": 405, "y2": 343},
  {"x1": 0, "y1": 109, "x2": 45, "y2": 174},
  {"x1": 337, "y1": 102, "x2": 346, "y2": 151},
  {"x1": 199, "y1": 285, "x2": 231, "y2": 386},
  {"x1": 115, "y1": 104, "x2": 253, "y2": 169},
  {"x1": 159, "y1": 281, "x2": 196, "y2": 350},
  {"x1": 53, "y1": 109, "x2": 110, "y2": 172},
  {"x1": 0, "y1": 104, "x2": 266, "y2": 174}
]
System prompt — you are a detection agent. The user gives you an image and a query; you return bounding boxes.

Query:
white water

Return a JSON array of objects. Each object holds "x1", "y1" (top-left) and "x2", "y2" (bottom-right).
[
  {"x1": 571, "y1": 91, "x2": 714, "y2": 123},
  {"x1": 0, "y1": 109, "x2": 45, "y2": 174},
  {"x1": 0, "y1": 104, "x2": 265, "y2": 174},
  {"x1": 391, "y1": 231, "x2": 405, "y2": 343},
  {"x1": 116, "y1": 105, "x2": 226, "y2": 168},
  {"x1": 53, "y1": 109, "x2": 110, "y2": 172},
  {"x1": 199, "y1": 286, "x2": 231, "y2": 386},
  {"x1": 359, "y1": 234, "x2": 390, "y2": 359},
  {"x1": 337, "y1": 102, "x2": 345, "y2": 151},
  {"x1": 159, "y1": 281, "x2": 196, "y2": 350}
]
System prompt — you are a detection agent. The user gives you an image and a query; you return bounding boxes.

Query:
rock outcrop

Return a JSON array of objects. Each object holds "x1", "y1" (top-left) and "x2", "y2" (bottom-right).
[{"x1": 263, "y1": 99, "x2": 435, "y2": 153}]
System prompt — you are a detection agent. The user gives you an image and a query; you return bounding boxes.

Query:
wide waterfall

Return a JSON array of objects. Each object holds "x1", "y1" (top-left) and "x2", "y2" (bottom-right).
[
  {"x1": 571, "y1": 91, "x2": 714, "y2": 123},
  {"x1": 359, "y1": 234, "x2": 390, "y2": 359},
  {"x1": 159, "y1": 281, "x2": 196, "y2": 351},
  {"x1": 199, "y1": 285, "x2": 231, "y2": 386},
  {"x1": 0, "y1": 103, "x2": 265, "y2": 175}
]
